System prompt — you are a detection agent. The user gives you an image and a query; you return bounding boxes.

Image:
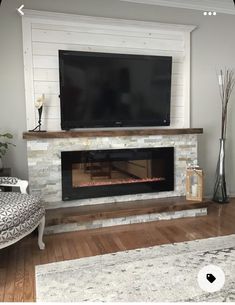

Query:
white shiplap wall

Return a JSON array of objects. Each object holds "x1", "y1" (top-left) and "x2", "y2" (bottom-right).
[{"x1": 22, "y1": 10, "x2": 196, "y2": 130}]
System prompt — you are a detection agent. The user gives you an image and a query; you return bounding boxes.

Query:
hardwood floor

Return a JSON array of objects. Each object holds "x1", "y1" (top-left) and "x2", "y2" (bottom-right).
[{"x1": 1, "y1": 200, "x2": 235, "y2": 302}]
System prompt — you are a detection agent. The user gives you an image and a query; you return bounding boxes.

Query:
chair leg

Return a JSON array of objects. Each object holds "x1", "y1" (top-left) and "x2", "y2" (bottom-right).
[{"x1": 38, "y1": 216, "x2": 45, "y2": 250}]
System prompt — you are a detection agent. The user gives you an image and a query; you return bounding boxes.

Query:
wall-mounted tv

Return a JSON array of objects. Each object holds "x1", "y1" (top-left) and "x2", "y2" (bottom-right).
[{"x1": 59, "y1": 50, "x2": 172, "y2": 130}]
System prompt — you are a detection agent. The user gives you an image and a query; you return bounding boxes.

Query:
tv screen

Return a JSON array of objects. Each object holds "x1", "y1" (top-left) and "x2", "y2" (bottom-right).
[{"x1": 59, "y1": 50, "x2": 172, "y2": 129}]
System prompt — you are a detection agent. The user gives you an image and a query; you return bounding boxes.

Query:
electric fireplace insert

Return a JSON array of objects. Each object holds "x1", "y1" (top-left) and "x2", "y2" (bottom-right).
[{"x1": 61, "y1": 147, "x2": 174, "y2": 201}]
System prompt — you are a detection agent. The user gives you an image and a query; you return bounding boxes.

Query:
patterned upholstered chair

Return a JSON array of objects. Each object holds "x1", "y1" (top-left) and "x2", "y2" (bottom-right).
[{"x1": 0, "y1": 177, "x2": 45, "y2": 250}]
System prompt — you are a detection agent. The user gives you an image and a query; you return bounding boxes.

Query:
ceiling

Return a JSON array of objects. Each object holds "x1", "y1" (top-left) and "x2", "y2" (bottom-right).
[{"x1": 120, "y1": 0, "x2": 235, "y2": 15}]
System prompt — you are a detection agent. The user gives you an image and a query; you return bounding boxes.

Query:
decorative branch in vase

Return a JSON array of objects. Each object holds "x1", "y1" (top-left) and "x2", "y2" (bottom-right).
[
  {"x1": 29, "y1": 94, "x2": 46, "y2": 132},
  {"x1": 213, "y1": 69, "x2": 235, "y2": 203}
]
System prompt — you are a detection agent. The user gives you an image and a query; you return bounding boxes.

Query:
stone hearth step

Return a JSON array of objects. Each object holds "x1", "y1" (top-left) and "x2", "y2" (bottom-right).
[{"x1": 44, "y1": 197, "x2": 211, "y2": 235}]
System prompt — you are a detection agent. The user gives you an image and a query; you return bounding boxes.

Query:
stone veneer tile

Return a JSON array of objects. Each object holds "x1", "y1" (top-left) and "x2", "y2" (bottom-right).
[
  {"x1": 27, "y1": 134, "x2": 198, "y2": 208},
  {"x1": 44, "y1": 207, "x2": 207, "y2": 235}
]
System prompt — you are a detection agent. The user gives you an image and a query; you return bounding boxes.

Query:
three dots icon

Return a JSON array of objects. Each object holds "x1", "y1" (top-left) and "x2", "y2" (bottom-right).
[{"x1": 203, "y1": 11, "x2": 217, "y2": 16}]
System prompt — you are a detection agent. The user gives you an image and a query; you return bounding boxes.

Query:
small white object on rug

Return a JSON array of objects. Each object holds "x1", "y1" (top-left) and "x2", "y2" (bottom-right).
[{"x1": 36, "y1": 234, "x2": 235, "y2": 302}]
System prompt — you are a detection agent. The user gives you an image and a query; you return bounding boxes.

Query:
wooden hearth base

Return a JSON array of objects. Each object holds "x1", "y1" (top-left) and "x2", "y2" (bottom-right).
[{"x1": 45, "y1": 197, "x2": 211, "y2": 234}]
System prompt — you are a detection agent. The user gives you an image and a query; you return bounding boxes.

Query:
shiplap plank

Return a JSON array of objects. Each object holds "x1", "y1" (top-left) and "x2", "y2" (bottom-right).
[
  {"x1": 32, "y1": 42, "x2": 185, "y2": 58},
  {"x1": 32, "y1": 23, "x2": 185, "y2": 41},
  {"x1": 34, "y1": 69, "x2": 59, "y2": 82},
  {"x1": 171, "y1": 96, "x2": 184, "y2": 106},
  {"x1": 169, "y1": 118, "x2": 184, "y2": 128},
  {"x1": 32, "y1": 29, "x2": 185, "y2": 52},
  {"x1": 42, "y1": 106, "x2": 60, "y2": 119},
  {"x1": 171, "y1": 106, "x2": 184, "y2": 118},
  {"x1": 41, "y1": 119, "x2": 61, "y2": 131},
  {"x1": 34, "y1": 81, "x2": 59, "y2": 94},
  {"x1": 171, "y1": 85, "x2": 184, "y2": 96},
  {"x1": 172, "y1": 75, "x2": 184, "y2": 86},
  {"x1": 32, "y1": 41, "x2": 185, "y2": 58},
  {"x1": 172, "y1": 63, "x2": 184, "y2": 74},
  {"x1": 33, "y1": 56, "x2": 58, "y2": 69}
]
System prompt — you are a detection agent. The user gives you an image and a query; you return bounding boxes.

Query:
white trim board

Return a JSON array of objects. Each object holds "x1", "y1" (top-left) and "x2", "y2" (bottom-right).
[
  {"x1": 120, "y1": 0, "x2": 235, "y2": 15},
  {"x1": 23, "y1": 9, "x2": 196, "y2": 32},
  {"x1": 22, "y1": 10, "x2": 196, "y2": 130}
]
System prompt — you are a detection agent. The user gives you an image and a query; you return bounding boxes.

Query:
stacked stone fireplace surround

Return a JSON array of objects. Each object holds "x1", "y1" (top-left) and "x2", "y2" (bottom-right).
[{"x1": 24, "y1": 131, "x2": 207, "y2": 234}]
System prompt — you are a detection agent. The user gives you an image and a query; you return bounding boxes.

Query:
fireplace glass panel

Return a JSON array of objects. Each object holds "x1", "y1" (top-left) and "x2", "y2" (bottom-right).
[{"x1": 72, "y1": 159, "x2": 165, "y2": 188}]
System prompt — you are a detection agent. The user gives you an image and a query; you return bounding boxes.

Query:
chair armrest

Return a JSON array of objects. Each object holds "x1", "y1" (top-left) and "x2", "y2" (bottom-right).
[{"x1": 0, "y1": 177, "x2": 28, "y2": 194}]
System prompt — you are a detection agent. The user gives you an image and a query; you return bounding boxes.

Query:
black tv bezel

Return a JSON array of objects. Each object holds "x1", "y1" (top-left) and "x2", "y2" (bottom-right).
[{"x1": 59, "y1": 50, "x2": 172, "y2": 130}]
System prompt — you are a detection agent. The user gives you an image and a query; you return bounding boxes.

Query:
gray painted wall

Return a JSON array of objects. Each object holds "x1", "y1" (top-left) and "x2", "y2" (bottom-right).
[{"x1": 0, "y1": 0, "x2": 235, "y2": 196}]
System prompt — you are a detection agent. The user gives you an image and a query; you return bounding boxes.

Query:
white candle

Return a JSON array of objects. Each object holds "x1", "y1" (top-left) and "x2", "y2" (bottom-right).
[{"x1": 191, "y1": 184, "x2": 198, "y2": 197}]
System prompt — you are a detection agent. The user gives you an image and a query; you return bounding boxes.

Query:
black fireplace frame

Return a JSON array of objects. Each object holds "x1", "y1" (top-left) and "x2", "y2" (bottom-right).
[{"x1": 61, "y1": 147, "x2": 174, "y2": 201}]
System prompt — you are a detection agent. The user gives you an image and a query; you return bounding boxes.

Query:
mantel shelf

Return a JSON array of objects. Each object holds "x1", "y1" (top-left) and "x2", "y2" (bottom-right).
[{"x1": 23, "y1": 128, "x2": 203, "y2": 140}]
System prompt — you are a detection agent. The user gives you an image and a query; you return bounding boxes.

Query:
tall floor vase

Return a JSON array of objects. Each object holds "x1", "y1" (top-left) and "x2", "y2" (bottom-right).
[{"x1": 213, "y1": 138, "x2": 229, "y2": 203}]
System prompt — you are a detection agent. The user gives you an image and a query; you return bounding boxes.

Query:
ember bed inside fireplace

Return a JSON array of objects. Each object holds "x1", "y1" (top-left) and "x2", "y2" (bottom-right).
[{"x1": 61, "y1": 147, "x2": 174, "y2": 201}]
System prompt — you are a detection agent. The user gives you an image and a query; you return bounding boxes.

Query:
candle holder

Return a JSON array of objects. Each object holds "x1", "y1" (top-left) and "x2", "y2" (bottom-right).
[
  {"x1": 186, "y1": 166, "x2": 204, "y2": 201},
  {"x1": 29, "y1": 94, "x2": 46, "y2": 132},
  {"x1": 29, "y1": 106, "x2": 46, "y2": 132}
]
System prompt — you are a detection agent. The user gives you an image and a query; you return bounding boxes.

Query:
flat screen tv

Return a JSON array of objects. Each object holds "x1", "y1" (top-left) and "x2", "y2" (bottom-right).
[{"x1": 59, "y1": 50, "x2": 172, "y2": 129}]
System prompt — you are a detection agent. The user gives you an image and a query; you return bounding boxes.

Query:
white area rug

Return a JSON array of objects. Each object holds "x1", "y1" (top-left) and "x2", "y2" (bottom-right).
[{"x1": 36, "y1": 234, "x2": 235, "y2": 302}]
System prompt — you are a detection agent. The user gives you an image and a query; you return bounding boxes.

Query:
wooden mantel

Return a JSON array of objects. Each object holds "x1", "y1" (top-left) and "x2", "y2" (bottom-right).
[{"x1": 23, "y1": 128, "x2": 203, "y2": 140}]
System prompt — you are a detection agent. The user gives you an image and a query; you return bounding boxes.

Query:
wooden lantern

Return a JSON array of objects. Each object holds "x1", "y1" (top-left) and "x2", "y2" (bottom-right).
[{"x1": 186, "y1": 167, "x2": 204, "y2": 201}]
